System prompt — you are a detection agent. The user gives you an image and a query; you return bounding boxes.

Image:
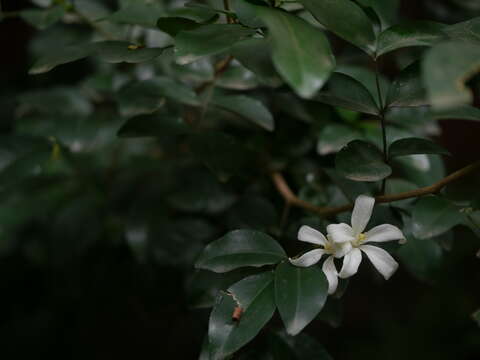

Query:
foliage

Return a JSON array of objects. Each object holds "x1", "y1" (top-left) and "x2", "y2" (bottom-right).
[{"x1": 1, "y1": 0, "x2": 480, "y2": 359}]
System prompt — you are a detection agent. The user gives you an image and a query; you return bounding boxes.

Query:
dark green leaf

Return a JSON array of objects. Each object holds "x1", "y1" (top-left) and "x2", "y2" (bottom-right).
[
  {"x1": 275, "y1": 261, "x2": 328, "y2": 336},
  {"x1": 432, "y1": 105, "x2": 480, "y2": 121},
  {"x1": 227, "y1": 196, "x2": 278, "y2": 231},
  {"x1": 335, "y1": 140, "x2": 391, "y2": 182},
  {"x1": 412, "y1": 195, "x2": 464, "y2": 239},
  {"x1": 423, "y1": 41, "x2": 480, "y2": 110},
  {"x1": 231, "y1": 38, "x2": 282, "y2": 87},
  {"x1": 317, "y1": 124, "x2": 362, "y2": 156},
  {"x1": 255, "y1": 7, "x2": 335, "y2": 99},
  {"x1": 157, "y1": 17, "x2": 203, "y2": 37},
  {"x1": 387, "y1": 62, "x2": 428, "y2": 107},
  {"x1": 29, "y1": 43, "x2": 95, "y2": 74},
  {"x1": 96, "y1": 41, "x2": 165, "y2": 63},
  {"x1": 315, "y1": 73, "x2": 379, "y2": 115},
  {"x1": 196, "y1": 229, "x2": 286, "y2": 273},
  {"x1": 299, "y1": 0, "x2": 376, "y2": 55},
  {"x1": 117, "y1": 114, "x2": 189, "y2": 138},
  {"x1": 389, "y1": 137, "x2": 450, "y2": 158},
  {"x1": 356, "y1": 0, "x2": 399, "y2": 31},
  {"x1": 107, "y1": 3, "x2": 164, "y2": 27},
  {"x1": 208, "y1": 272, "x2": 276, "y2": 359},
  {"x1": 20, "y1": 5, "x2": 65, "y2": 30},
  {"x1": 445, "y1": 17, "x2": 480, "y2": 44},
  {"x1": 385, "y1": 179, "x2": 418, "y2": 209},
  {"x1": 376, "y1": 21, "x2": 446, "y2": 58},
  {"x1": 211, "y1": 94, "x2": 274, "y2": 131},
  {"x1": 175, "y1": 24, "x2": 255, "y2": 64}
]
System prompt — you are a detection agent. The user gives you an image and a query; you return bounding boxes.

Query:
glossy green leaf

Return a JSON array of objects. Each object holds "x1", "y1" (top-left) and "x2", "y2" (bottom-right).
[
  {"x1": 385, "y1": 179, "x2": 418, "y2": 209},
  {"x1": 356, "y1": 0, "x2": 399, "y2": 31},
  {"x1": 231, "y1": 0, "x2": 264, "y2": 28},
  {"x1": 376, "y1": 21, "x2": 446, "y2": 58},
  {"x1": 423, "y1": 41, "x2": 480, "y2": 110},
  {"x1": 29, "y1": 43, "x2": 95, "y2": 74},
  {"x1": 317, "y1": 124, "x2": 362, "y2": 156},
  {"x1": 444, "y1": 17, "x2": 480, "y2": 44},
  {"x1": 208, "y1": 272, "x2": 276, "y2": 359},
  {"x1": 96, "y1": 41, "x2": 165, "y2": 63},
  {"x1": 336, "y1": 140, "x2": 391, "y2": 182},
  {"x1": 432, "y1": 105, "x2": 480, "y2": 121},
  {"x1": 389, "y1": 138, "x2": 450, "y2": 158},
  {"x1": 315, "y1": 73, "x2": 379, "y2": 115},
  {"x1": 117, "y1": 77, "x2": 200, "y2": 116},
  {"x1": 175, "y1": 24, "x2": 255, "y2": 64},
  {"x1": 211, "y1": 94, "x2": 274, "y2": 131},
  {"x1": 20, "y1": 5, "x2": 65, "y2": 30},
  {"x1": 231, "y1": 38, "x2": 282, "y2": 87},
  {"x1": 195, "y1": 229, "x2": 286, "y2": 273},
  {"x1": 299, "y1": 0, "x2": 376, "y2": 55},
  {"x1": 387, "y1": 62, "x2": 428, "y2": 107},
  {"x1": 157, "y1": 17, "x2": 203, "y2": 37},
  {"x1": 107, "y1": 2, "x2": 164, "y2": 27},
  {"x1": 412, "y1": 195, "x2": 464, "y2": 239},
  {"x1": 117, "y1": 114, "x2": 189, "y2": 138},
  {"x1": 275, "y1": 261, "x2": 328, "y2": 336},
  {"x1": 255, "y1": 7, "x2": 335, "y2": 99}
]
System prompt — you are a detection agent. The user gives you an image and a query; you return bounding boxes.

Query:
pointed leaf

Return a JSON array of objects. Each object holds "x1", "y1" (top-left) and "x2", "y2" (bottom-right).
[
  {"x1": 336, "y1": 140, "x2": 391, "y2": 182},
  {"x1": 376, "y1": 21, "x2": 446, "y2": 58},
  {"x1": 211, "y1": 94, "x2": 274, "y2": 131},
  {"x1": 29, "y1": 43, "x2": 96, "y2": 74},
  {"x1": 432, "y1": 105, "x2": 480, "y2": 122},
  {"x1": 389, "y1": 138, "x2": 450, "y2": 158},
  {"x1": 299, "y1": 0, "x2": 376, "y2": 55},
  {"x1": 423, "y1": 41, "x2": 480, "y2": 110},
  {"x1": 209, "y1": 272, "x2": 276, "y2": 359},
  {"x1": 275, "y1": 261, "x2": 328, "y2": 336},
  {"x1": 412, "y1": 195, "x2": 464, "y2": 239},
  {"x1": 195, "y1": 229, "x2": 286, "y2": 273},
  {"x1": 174, "y1": 24, "x2": 255, "y2": 64},
  {"x1": 255, "y1": 7, "x2": 335, "y2": 99}
]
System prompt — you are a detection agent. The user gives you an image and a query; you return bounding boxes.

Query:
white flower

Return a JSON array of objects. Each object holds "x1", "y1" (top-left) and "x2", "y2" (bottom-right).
[
  {"x1": 327, "y1": 195, "x2": 405, "y2": 280},
  {"x1": 289, "y1": 225, "x2": 352, "y2": 295}
]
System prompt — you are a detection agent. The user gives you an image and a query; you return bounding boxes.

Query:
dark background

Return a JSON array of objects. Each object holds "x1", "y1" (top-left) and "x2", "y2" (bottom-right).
[{"x1": 1, "y1": 1, "x2": 480, "y2": 359}]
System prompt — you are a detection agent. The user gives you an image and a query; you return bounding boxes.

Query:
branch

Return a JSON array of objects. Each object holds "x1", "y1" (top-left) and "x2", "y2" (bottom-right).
[
  {"x1": 195, "y1": 55, "x2": 234, "y2": 94},
  {"x1": 271, "y1": 161, "x2": 480, "y2": 217}
]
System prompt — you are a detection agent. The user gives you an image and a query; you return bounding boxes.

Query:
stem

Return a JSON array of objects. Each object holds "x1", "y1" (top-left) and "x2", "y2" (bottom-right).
[
  {"x1": 271, "y1": 161, "x2": 480, "y2": 217},
  {"x1": 374, "y1": 59, "x2": 388, "y2": 194}
]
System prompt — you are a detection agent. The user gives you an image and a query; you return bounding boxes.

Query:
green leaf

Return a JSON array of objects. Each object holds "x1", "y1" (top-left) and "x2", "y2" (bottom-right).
[
  {"x1": 195, "y1": 229, "x2": 286, "y2": 273},
  {"x1": 29, "y1": 43, "x2": 95, "y2": 74},
  {"x1": 117, "y1": 114, "x2": 189, "y2": 138},
  {"x1": 315, "y1": 73, "x2": 379, "y2": 115},
  {"x1": 96, "y1": 41, "x2": 165, "y2": 63},
  {"x1": 432, "y1": 105, "x2": 480, "y2": 122},
  {"x1": 387, "y1": 62, "x2": 428, "y2": 107},
  {"x1": 106, "y1": 2, "x2": 164, "y2": 27},
  {"x1": 117, "y1": 77, "x2": 200, "y2": 116},
  {"x1": 385, "y1": 179, "x2": 418, "y2": 209},
  {"x1": 157, "y1": 17, "x2": 203, "y2": 37},
  {"x1": 335, "y1": 140, "x2": 391, "y2": 182},
  {"x1": 412, "y1": 195, "x2": 464, "y2": 239},
  {"x1": 389, "y1": 138, "x2": 450, "y2": 158},
  {"x1": 189, "y1": 131, "x2": 250, "y2": 181},
  {"x1": 275, "y1": 262, "x2": 328, "y2": 336},
  {"x1": 376, "y1": 21, "x2": 446, "y2": 58},
  {"x1": 444, "y1": 17, "x2": 480, "y2": 44},
  {"x1": 423, "y1": 41, "x2": 480, "y2": 110},
  {"x1": 208, "y1": 272, "x2": 276, "y2": 359},
  {"x1": 20, "y1": 5, "x2": 65, "y2": 30},
  {"x1": 227, "y1": 196, "x2": 278, "y2": 231},
  {"x1": 317, "y1": 124, "x2": 362, "y2": 156},
  {"x1": 473, "y1": 309, "x2": 480, "y2": 327},
  {"x1": 174, "y1": 24, "x2": 255, "y2": 64},
  {"x1": 298, "y1": 0, "x2": 376, "y2": 55},
  {"x1": 211, "y1": 94, "x2": 274, "y2": 131},
  {"x1": 356, "y1": 0, "x2": 399, "y2": 31},
  {"x1": 255, "y1": 7, "x2": 335, "y2": 99},
  {"x1": 231, "y1": 38, "x2": 282, "y2": 88}
]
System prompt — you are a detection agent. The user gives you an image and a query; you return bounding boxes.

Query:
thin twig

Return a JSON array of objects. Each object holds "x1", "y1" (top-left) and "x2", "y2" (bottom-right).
[
  {"x1": 195, "y1": 55, "x2": 234, "y2": 94},
  {"x1": 374, "y1": 59, "x2": 388, "y2": 195},
  {"x1": 271, "y1": 161, "x2": 480, "y2": 217}
]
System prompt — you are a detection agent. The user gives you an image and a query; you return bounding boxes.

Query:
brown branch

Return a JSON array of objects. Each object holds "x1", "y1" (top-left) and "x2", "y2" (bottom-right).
[
  {"x1": 271, "y1": 160, "x2": 480, "y2": 217},
  {"x1": 195, "y1": 55, "x2": 234, "y2": 94}
]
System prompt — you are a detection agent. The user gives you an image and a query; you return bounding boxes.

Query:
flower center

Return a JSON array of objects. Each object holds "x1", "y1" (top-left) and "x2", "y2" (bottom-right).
[
  {"x1": 353, "y1": 233, "x2": 366, "y2": 247},
  {"x1": 323, "y1": 241, "x2": 334, "y2": 254}
]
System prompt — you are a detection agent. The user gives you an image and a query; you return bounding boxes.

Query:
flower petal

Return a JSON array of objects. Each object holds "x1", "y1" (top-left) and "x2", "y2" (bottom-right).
[
  {"x1": 322, "y1": 256, "x2": 338, "y2": 295},
  {"x1": 365, "y1": 224, "x2": 405, "y2": 243},
  {"x1": 351, "y1": 195, "x2": 375, "y2": 235},
  {"x1": 289, "y1": 249, "x2": 325, "y2": 267},
  {"x1": 297, "y1": 225, "x2": 327, "y2": 246},
  {"x1": 333, "y1": 241, "x2": 353, "y2": 259},
  {"x1": 339, "y1": 248, "x2": 362, "y2": 278},
  {"x1": 327, "y1": 223, "x2": 355, "y2": 243},
  {"x1": 360, "y1": 245, "x2": 398, "y2": 280}
]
